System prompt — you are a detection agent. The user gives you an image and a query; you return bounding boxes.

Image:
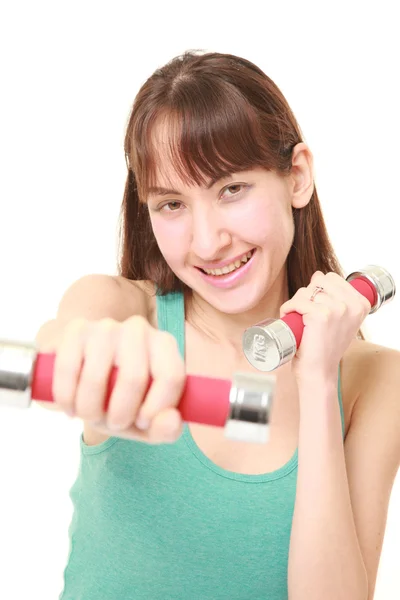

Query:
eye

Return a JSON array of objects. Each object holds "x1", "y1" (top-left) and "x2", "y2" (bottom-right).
[
  {"x1": 159, "y1": 201, "x2": 183, "y2": 212},
  {"x1": 221, "y1": 184, "x2": 248, "y2": 199}
]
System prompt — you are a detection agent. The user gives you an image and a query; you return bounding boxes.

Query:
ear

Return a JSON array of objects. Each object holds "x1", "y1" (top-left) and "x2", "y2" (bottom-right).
[{"x1": 289, "y1": 142, "x2": 315, "y2": 209}]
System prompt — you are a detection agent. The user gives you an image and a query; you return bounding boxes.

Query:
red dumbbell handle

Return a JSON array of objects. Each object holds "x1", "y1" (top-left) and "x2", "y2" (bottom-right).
[
  {"x1": 282, "y1": 277, "x2": 377, "y2": 347},
  {"x1": 31, "y1": 353, "x2": 232, "y2": 428}
]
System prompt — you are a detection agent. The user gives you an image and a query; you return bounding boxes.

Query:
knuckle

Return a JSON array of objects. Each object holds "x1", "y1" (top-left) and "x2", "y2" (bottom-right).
[
  {"x1": 68, "y1": 316, "x2": 90, "y2": 334},
  {"x1": 68, "y1": 316, "x2": 88, "y2": 329},
  {"x1": 125, "y1": 314, "x2": 147, "y2": 331},
  {"x1": 158, "y1": 330, "x2": 174, "y2": 343},
  {"x1": 96, "y1": 317, "x2": 118, "y2": 334},
  {"x1": 62, "y1": 318, "x2": 89, "y2": 344},
  {"x1": 159, "y1": 331, "x2": 181, "y2": 354},
  {"x1": 121, "y1": 315, "x2": 149, "y2": 343},
  {"x1": 100, "y1": 316, "x2": 117, "y2": 326}
]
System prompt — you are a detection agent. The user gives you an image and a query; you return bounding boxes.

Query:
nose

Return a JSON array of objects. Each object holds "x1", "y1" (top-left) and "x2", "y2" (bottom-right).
[{"x1": 190, "y1": 205, "x2": 231, "y2": 261}]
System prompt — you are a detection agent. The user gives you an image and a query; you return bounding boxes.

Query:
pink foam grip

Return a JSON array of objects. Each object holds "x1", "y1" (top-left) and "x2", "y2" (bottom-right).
[
  {"x1": 31, "y1": 353, "x2": 232, "y2": 428},
  {"x1": 281, "y1": 276, "x2": 377, "y2": 346}
]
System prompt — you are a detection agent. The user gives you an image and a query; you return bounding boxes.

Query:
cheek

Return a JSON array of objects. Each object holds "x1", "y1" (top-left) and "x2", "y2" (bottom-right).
[
  {"x1": 229, "y1": 198, "x2": 293, "y2": 247},
  {"x1": 150, "y1": 214, "x2": 189, "y2": 264}
]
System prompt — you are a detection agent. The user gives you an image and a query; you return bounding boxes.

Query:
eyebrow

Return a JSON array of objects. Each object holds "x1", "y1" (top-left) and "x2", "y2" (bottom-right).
[{"x1": 147, "y1": 173, "x2": 233, "y2": 197}]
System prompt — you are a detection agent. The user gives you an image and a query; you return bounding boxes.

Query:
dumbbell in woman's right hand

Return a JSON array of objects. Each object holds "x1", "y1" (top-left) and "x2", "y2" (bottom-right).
[{"x1": 52, "y1": 315, "x2": 186, "y2": 444}]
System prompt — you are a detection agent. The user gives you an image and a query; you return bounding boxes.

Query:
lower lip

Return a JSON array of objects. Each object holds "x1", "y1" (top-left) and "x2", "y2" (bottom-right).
[{"x1": 196, "y1": 250, "x2": 256, "y2": 289}]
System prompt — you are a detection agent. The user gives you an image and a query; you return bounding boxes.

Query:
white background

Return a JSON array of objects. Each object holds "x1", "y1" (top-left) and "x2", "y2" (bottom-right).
[{"x1": 0, "y1": 1, "x2": 398, "y2": 598}]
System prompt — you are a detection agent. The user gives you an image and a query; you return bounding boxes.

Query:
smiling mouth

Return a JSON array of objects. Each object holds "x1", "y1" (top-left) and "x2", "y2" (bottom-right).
[{"x1": 197, "y1": 249, "x2": 256, "y2": 276}]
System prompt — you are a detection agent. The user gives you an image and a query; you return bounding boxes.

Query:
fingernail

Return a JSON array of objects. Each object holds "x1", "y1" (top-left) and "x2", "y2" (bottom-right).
[{"x1": 135, "y1": 415, "x2": 150, "y2": 430}]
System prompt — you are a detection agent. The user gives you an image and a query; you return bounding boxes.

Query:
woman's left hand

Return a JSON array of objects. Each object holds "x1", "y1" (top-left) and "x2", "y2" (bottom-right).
[{"x1": 279, "y1": 271, "x2": 371, "y2": 385}]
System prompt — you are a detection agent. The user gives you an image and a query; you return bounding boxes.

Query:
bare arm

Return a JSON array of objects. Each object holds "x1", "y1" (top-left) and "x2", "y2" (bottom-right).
[{"x1": 288, "y1": 345, "x2": 400, "y2": 600}]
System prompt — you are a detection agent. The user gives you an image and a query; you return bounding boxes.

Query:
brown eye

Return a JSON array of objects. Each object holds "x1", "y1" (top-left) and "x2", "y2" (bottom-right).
[
  {"x1": 227, "y1": 185, "x2": 242, "y2": 194},
  {"x1": 221, "y1": 184, "x2": 248, "y2": 199},
  {"x1": 160, "y1": 201, "x2": 182, "y2": 212}
]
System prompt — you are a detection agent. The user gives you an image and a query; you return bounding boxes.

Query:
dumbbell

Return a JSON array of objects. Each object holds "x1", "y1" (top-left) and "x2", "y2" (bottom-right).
[
  {"x1": 0, "y1": 265, "x2": 395, "y2": 444},
  {"x1": 243, "y1": 265, "x2": 395, "y2": 371},
  {"x1": 0, "y1": 347, "x2": 273, "y2": 443}
]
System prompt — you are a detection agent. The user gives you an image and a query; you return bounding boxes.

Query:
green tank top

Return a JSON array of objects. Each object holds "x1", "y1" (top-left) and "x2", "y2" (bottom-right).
[{"x1": 59, "y1": 291, "x2": 345, "y2": 600}]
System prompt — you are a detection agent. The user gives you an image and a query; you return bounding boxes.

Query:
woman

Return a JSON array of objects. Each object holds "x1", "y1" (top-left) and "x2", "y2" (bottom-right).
[{"x1": 37, "y1": 51, "x2": 400, "y2": 599}]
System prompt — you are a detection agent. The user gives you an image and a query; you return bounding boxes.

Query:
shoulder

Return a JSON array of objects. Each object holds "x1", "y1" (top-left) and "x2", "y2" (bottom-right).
[
  {"x1": 344, "y1": 337, "x2": 400, "y2": 398},
  {"x1": 51, "y1": 274, "x2": 158, "y2": 326},
  {"x1": 335, "y1": 338, "x2": 399, "y2": 438},
  {"x1": 344, "y1": 337, "x2": 400, "y2": 462},
  {"x1": 354, "y1": 337, "x2": 400, "y2": 418},
  {"x1": 113, "y1": 277, "x2": 158, "y2": 327}
]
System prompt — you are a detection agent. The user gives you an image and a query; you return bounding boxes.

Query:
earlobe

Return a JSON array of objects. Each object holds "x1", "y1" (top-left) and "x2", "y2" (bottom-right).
[{"x1": 290, "y1": 142, "x2": 314, "y2": 209}]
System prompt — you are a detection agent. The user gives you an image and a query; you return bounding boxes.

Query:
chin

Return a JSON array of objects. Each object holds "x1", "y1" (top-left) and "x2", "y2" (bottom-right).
[
  {"x1": 190, "y1": 281, "x2": 266, "y2": 315},
  {"x1": 211, "y1": 292, "x2": 264, "y2": 315}
]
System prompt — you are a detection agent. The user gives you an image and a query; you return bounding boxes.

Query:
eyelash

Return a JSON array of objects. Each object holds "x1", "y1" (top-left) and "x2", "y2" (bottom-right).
[{"x1": 157, "y1": 184, "x2": 249, "y2": 213}]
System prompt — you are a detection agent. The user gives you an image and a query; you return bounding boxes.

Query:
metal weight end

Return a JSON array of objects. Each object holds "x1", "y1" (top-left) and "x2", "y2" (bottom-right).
[
  {"x1": 224, "y1": 371, "x2": 275, "y2": 443},
  {"x1": 346, "y1": 265, "x2": 396, "y2": 314},
  {"x1": 0, "y1": 339, "x2": 37, "y2": 409},
  {"x1": 242, "y1": 319, "x2": 297, "y2": 372}
]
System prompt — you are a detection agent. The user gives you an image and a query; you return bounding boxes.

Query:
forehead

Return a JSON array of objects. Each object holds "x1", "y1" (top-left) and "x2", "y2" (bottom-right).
[
  {"x1": 149, "y1": 117, "x2": 191, "y2": 188},
  {"x1": 150, "y1": 120, "x2": 234, "y2": 183},
  {"x1": 143, "y1": 113, "x2": 275, "y2": 198}
]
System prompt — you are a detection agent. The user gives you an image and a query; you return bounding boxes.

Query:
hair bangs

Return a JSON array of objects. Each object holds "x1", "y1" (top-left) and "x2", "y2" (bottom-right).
[{"x1": 131, "y1": 78, "x2": 278, "y2": 201}]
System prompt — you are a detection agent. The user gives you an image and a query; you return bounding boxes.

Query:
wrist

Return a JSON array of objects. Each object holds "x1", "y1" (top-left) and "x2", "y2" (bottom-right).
[
  {"x1": 295, "y1": 365, "x2": 339, "y2": 390},
  {"x1": 296, "y1": 373, "x2": 338, "y2": 404}
]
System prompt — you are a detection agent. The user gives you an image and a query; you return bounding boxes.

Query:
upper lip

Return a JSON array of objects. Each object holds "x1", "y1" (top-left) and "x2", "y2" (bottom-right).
[{"x1": 195, "y1": 249, "x2": 254, "y2": 270}]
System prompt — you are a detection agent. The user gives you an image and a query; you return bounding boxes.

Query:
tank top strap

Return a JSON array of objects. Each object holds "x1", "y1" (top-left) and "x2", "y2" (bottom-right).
[
  {"x1": 338, "y1": 362, "x2": 345, "y2": 438},
  {"x1": 155, "y1": 291, "x2": 345, "y2": 439},
  {"x1": 156, "y1": 290, "x2": 185, "y2": 359}
]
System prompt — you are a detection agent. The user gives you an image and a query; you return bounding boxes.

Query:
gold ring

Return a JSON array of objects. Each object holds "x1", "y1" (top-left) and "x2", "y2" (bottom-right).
[{"x1": 310, "y1": 286, "x2": 324, "y2": 302}]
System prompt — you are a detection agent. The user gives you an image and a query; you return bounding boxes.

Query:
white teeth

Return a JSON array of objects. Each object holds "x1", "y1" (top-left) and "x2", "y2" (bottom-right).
[{"x1": 203, "y1": 250, "x2": 254, "y2": 276}]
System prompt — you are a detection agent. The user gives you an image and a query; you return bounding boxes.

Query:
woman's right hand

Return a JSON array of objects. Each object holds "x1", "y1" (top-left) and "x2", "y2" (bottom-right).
[{"x1": 51, "y1": 315, "x2": 186, "y2": 444}]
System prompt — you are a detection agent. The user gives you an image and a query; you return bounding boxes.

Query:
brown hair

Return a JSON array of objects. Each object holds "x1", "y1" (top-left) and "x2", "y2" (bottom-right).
[{"x1": 117, "y1": 50, "x2": 364, "y2": 339}]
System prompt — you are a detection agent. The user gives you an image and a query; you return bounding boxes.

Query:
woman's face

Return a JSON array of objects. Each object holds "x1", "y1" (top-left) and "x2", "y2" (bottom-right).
[{"x1": 146, "y1": 142, "x2": 314, "y2": 315}]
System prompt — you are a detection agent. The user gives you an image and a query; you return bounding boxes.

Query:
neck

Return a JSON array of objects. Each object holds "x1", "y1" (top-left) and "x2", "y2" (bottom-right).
[{"x1": 185, "y1": 273, "x2": 290, "y2": 356}]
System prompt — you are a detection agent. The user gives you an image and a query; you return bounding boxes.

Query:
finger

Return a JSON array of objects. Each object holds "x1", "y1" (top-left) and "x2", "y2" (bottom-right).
[
  {"x1": 309, "y1": 270, "x2": 325, "y2": 285},
  {"x1": 135, "y1": 330, "x2": 186, "y2": 428},
  {"x1": 74, "y1": 319, "x2": 119, "y2": 422},
  {"x1": 52, "y1": 318, "x2": 90, "y2": 414},
  {"x1": 90, "y1": 407, "x2": 183, "y2": 445},
  {"x1": 280, "y1": 291, "x2": 340, "y2": 319},
  {"x1": 309, "y1": 273, "x2": 371, "y2": 315},
  {"x1": 88, "y1": 417, "x2": 150, "y2": 442},
  {"x1": 106, "y1": 317, "x2": 150, "y2": 431},
  {"x1": 146, "y1": 407, "x2": 183, "y2": 444}
]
